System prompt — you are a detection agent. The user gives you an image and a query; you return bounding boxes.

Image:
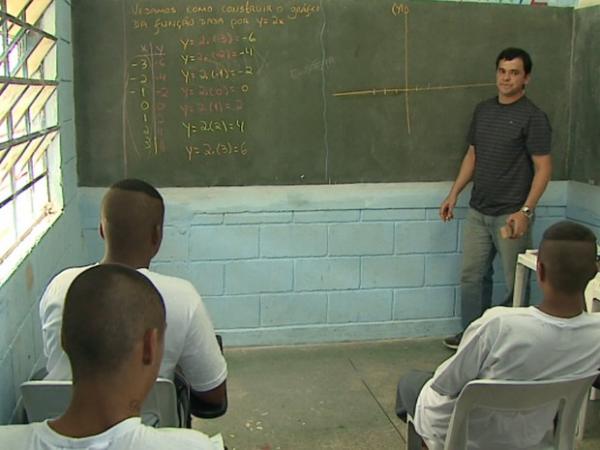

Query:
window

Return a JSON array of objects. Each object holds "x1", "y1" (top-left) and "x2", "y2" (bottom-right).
[{"x1": 0, "y1": 0, "x2": 59, "y2": 265}]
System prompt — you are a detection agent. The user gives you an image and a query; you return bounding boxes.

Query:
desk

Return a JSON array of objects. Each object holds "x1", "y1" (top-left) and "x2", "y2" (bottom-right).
[{"x1": 512, "y1": 250, "x2": 538, "y2": 308}]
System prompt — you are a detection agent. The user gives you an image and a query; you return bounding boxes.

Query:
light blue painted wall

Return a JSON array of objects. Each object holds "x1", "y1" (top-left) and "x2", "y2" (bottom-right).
[
  {"x1": 78, "y1": 182, "x2": 569, "y2": 346},
  {"x1": 0, "y1": 1, "x2": 89, "y2": 424},
  {"x1": 566, "y1": 182, "x2": 600, "y2": 237}
]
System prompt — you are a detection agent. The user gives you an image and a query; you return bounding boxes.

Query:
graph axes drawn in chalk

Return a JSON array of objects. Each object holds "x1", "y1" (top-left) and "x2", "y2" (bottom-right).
[{"x1": 332, "y1": 9, "x2": 495, "y2": 135}]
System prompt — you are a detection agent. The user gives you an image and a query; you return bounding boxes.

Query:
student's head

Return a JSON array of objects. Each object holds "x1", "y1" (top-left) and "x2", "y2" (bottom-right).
[
  {"x1": 495, "y1": 47, "x2": 531, "y2": 100},
  {"x1": 537, "y1": 221, "x2": 598, "y2": 296},
  {"x1": 100, "y1": 178, "x2": 164, "y2": 260},
  {"x1": 61, "y1": 264, "x2": 166, "y2": 386}
]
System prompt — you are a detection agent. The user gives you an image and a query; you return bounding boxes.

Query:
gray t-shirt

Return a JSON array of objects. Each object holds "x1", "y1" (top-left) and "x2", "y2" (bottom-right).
[{"x1": 467, "y1": 96, "x2": 552, "y2": 216}]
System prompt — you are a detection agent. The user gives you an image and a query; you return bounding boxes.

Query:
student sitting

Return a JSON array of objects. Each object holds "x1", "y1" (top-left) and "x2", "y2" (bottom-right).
[
  {"x1": 40, "y1": 178, "x2": 227, "y2": 418},
  {"x1": 0, "y1": 264, "x2": 220, "y2": 449},
  {"x1": 396, "y1": 221, "x2": 600, "y2": 450}
]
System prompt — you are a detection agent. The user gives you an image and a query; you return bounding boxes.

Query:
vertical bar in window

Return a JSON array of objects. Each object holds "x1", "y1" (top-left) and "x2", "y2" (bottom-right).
[
  {"x1": 9, "y1": 163, "x2": 18, "y2": 242},
  {"x1": 1, "y1": 1, "x2": 8, "y2": 77}
]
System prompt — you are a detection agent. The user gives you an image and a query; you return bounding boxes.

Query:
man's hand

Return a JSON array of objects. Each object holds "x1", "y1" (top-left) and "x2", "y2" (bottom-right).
[
  {"x1": 440, "y1": 195, "x2": 457, "y2": 222},
  {"x1": 506, "y1": 212, "x2": 529, "y2": 239}
]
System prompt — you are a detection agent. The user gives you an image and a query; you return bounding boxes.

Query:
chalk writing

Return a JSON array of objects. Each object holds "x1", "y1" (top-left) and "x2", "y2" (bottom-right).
[
  {"x1": 185, "y1": 142, "x2": 248, "y2": 160},
  {"x1": 131, "y1": 4, "x2": 177, "y2": 15},
  {"x1": 290, "y1": 56, "x2": 335, "y2": 80},
  {"x1": 391, "y1": 3, "x2": 410, "y2": 16},
  {"x1": 179, "y1": 66, "x2": 255, "y2": 80},
  {"x1": 179, "y1": 32, "x2": 256, "y2": 49},
  {"x1": 179, "y1": 84, "x2": 249, "y2": 98},
  {"x1": 182, "y1": 120, "x2": 246, "y2": 137},
  {"x1": 179, "y1": 47, "x2": 255, "y2": 64},
  {"x1": 180, "y1": 100, "x2": 244, "y2": 117},
  {"x1": 288, "y1": 3, "x2": 320, "y2": 19},
  {"x1": 125, "y1": 1, "x2": 323, "y2": 165}
]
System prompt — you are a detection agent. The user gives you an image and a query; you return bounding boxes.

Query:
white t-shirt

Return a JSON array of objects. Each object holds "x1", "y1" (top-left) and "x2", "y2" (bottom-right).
[
  {"x1": 40, "y1": 265, "x2": 227, "y2": 392},
  {"x1": 415, "y1": 306, "x2": 600, "y2": 450},
  {"x1": 0, "y1": 417, "x2": 219, "y2": 450}
]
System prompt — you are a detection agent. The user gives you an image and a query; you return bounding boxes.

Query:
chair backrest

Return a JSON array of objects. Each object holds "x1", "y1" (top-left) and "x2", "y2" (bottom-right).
[
  {"x1": 20, "y1": 378, "x2": 179, "y2": 428},
  {"x1": 444, "y1": 373, "x2": 598, "y2": 450}
]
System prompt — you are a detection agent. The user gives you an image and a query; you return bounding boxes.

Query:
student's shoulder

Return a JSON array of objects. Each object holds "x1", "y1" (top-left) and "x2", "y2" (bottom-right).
[
  {"x1": 51, "y1": 265, "x2": 94, "y2": 283},
  {"x1": 475, "y1": 306, "x2": 534, "y2": 331},
  {"x1": 0, "y1": 423, "x2": 37, "y2": 446},
  {"x1": 141, "y1": 269, "x2": 199, "y2": 296},
  {"x1": 41, "y1": 265, "x2": 95, "y2": 304}
]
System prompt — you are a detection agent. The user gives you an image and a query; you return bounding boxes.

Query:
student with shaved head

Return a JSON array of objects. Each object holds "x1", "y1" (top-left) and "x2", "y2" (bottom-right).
[
  {"x1": 1, "y1": 265, "x2": 220, "y2": 449},
  {"x1": 395, "y1": 221, "x2": 600, "y2": 450},
  {"x1": 40, "y1": 179, "x2": 227, "y2": 418}
]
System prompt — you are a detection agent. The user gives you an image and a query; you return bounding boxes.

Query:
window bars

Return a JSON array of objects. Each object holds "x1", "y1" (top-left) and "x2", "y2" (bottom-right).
[{"x1": 0, "y1": 0, "x2": 59, "y2": 263}]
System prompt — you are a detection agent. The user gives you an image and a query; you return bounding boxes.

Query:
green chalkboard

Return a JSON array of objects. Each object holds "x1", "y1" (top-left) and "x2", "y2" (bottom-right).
[
  {"x1": 73, "y1": 0, "x2": 572, "y2": 187},
  {"x1": 570, "y1": 5, "x2": 600, "y2": 185}
]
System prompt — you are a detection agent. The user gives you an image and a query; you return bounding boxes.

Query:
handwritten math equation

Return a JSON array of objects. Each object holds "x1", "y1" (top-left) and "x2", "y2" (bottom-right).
[{"x1": 127, "y1": 1, "x2": 321, "y2": 163}]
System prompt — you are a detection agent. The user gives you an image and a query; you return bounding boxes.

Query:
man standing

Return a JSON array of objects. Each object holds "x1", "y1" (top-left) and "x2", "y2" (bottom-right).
[
  {"x1": 440, "y1": 48, "x2": 552, "y2": 349},
  {"x1": 40, "y1": 179, "x2": 227, "y2": 418},
  {"x1": 396, "y1": 221, "x2": 600, "y2": 450}
]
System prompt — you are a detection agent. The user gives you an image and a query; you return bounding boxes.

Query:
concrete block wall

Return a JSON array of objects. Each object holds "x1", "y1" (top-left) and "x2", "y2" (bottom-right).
[
  {"x1": 567, "y1": 182, "x2": 600, "y2": 237},
  {"x1": 0, "y1": 0, "x2": 89, "y2": 424},
  {"x1": 79, "y1": 182, "x2": 568, "y2": 347}
]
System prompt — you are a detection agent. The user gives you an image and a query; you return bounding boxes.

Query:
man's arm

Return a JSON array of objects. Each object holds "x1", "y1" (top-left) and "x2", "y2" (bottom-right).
[
  {"x1": 506, "y1": 154, "x2": 552, "y2": 238},
  {"x1": 440, "y1": 145, "x2": 476, "y2": 222}
]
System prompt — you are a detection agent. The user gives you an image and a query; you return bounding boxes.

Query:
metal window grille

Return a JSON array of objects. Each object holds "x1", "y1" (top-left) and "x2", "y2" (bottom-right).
[{"x1": 0, "y1": 0, "x2": 58, "y2": 264}]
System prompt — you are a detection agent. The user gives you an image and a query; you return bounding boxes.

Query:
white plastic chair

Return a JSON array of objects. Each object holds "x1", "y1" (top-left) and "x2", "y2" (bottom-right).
[
  {"x1": 21, "y1": 378, "x2": 180, "y2": 427},
  {"x1": 406, "y1": 373, "x2": 598, "y2": 450}
]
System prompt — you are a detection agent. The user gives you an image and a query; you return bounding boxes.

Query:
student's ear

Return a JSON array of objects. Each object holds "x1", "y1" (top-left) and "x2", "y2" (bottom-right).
[
  {"x1": 142, "y1": 328, "x2": 161, "y2": 367},
  {"x1": 536, "y1": 260, "x2": 546, "y2": 283},
  {"x1": 151, "y1": 224, "x2": 163, "y2": 249},
  {"x1": 99, "y1": 222, "x2": 105, "y2": 240}
]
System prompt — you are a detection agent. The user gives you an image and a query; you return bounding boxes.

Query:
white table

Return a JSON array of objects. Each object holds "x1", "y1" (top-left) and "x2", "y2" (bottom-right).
[{"x1": 511, "y1": 250, "x2": 538, "y2": 308}]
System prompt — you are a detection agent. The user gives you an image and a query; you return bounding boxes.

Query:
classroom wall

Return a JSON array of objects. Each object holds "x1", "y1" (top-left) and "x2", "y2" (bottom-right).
[
  {"x1": 78, "y1": 182, "x2": 568, "y2": 346},
  {"x1": 567, "y1": 183, "x2": 600, "y2": 237},
  {"x1": 0, "y1": 0, "x2": 88, "y2": 424}
]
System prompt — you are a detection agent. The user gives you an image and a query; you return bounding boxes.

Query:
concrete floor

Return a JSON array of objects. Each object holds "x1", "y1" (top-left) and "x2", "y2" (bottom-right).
[{"x1": 195, "y1": 338, "x2": 600, "y2": 450}]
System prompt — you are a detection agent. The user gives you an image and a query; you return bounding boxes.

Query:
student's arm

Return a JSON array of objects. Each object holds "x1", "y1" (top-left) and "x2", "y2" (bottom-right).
[
  {"x1": 594, "y1": 374, "x2": 600, "y2": 390},
  {"x1": 190, "y1": 381, "x2": 228, "y2": 418},
  {"x1": 178, "y1": 283, "x2": 229, "y2": 418},
  {"x1": 440, "y1": 145, "x2": 476, "y2": 222},
  {"x1": 430, "y1": 314, "x2": 495, "y2": 397},
  {"x1": 506, "y1": 154, "x2": 552, "y2": 238}
]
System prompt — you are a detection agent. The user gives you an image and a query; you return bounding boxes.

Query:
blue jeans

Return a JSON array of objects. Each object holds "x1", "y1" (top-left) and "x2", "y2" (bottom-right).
[{"x1": 460, "y1": 208, "x2": 532, "y2": 329}]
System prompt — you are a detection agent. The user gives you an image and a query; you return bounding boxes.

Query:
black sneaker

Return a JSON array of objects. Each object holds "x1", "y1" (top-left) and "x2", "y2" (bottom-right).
[{"x1": 443, "y1": 332, "x2": 463, "y2": 350}]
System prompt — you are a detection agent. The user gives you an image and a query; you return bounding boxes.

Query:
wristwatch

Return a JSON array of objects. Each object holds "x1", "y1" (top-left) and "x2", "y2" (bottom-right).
[{"x1": 519, "y1": 206, "x2": 533, "y2": 220}]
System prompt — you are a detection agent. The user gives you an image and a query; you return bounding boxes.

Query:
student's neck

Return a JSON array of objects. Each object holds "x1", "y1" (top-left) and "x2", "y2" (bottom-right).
[
  {"x1": 101, "y1": 251, "x2": 151, "y2": 269},
  {"x1": 537, "y1": 292, "x2": 584, "y2": 318},
  {"x1": 48, "y1": 381, "x2": 142, "y2": 438}
]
